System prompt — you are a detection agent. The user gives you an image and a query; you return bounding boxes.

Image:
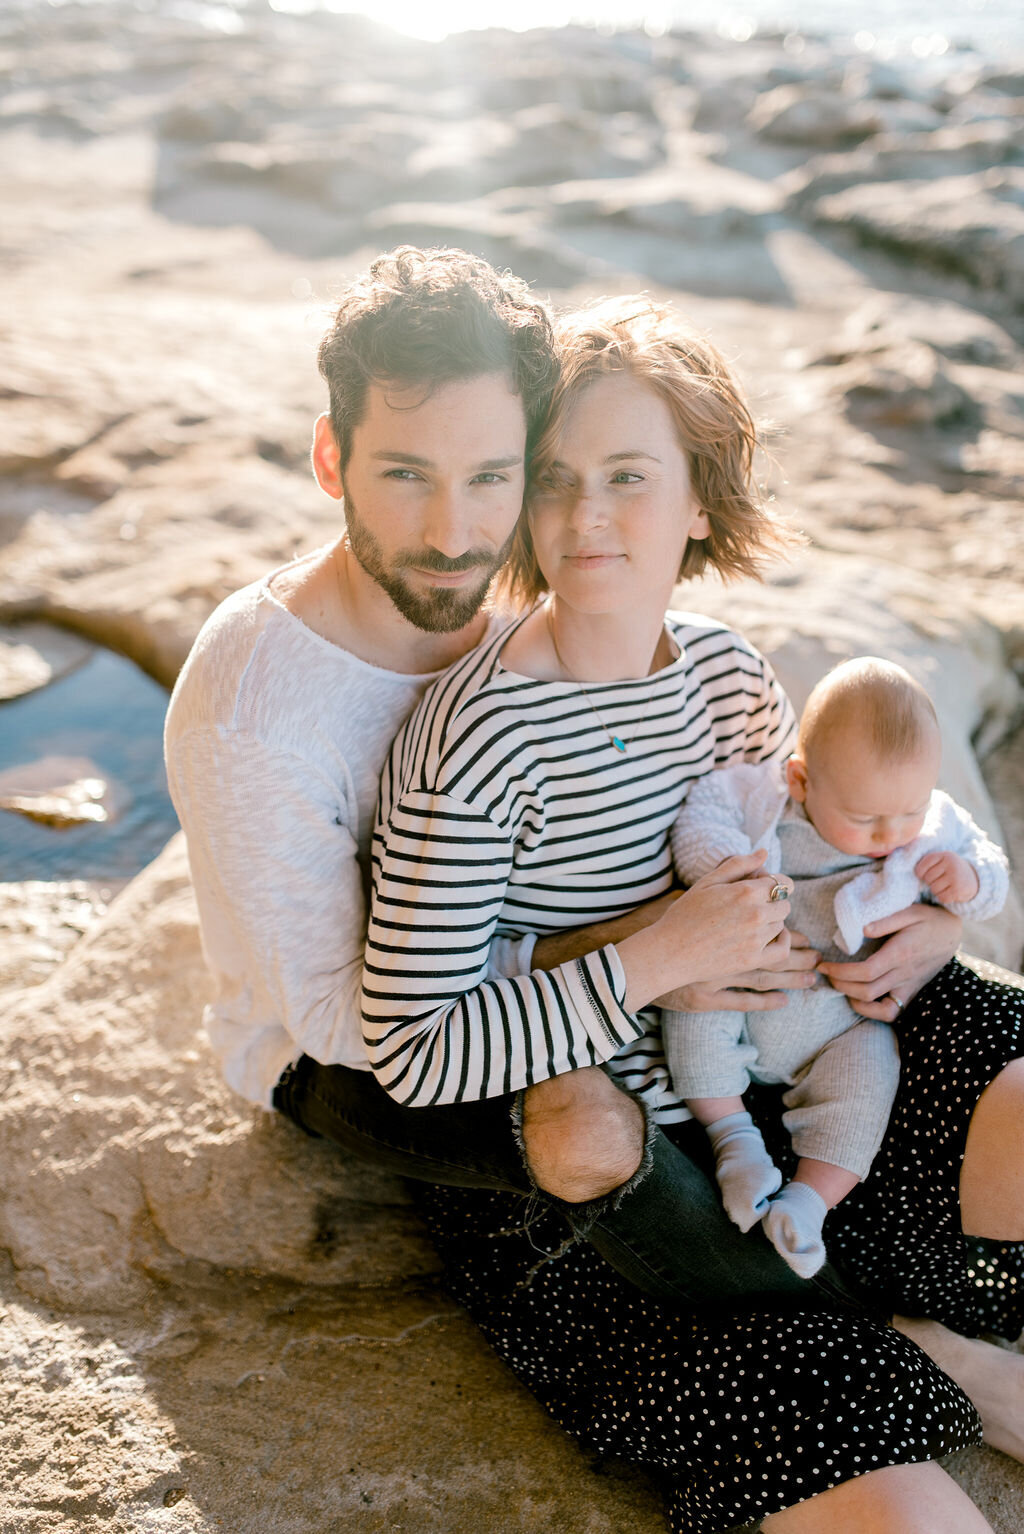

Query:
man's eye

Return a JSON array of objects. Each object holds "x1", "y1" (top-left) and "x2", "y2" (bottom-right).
[
  {"x1": 385, "y1": 468, "x2": 421, "y2": 481},
  {"x1": 473, "y1": 472, "x2": 507, "y2": 484}
]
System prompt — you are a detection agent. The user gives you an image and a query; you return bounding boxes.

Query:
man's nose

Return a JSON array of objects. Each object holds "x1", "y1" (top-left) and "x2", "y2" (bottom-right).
[{"x1": 422, "y1": 488, "x2": 475, "y2": 558}]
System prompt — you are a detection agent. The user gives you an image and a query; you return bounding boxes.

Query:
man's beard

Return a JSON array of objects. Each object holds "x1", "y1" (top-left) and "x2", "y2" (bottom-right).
[{"x1": 342, "y1": 487, "x2": 513, "y2": 634}]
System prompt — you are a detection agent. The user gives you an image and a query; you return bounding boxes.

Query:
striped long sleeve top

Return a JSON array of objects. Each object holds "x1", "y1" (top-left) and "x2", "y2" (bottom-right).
[{"x1": 362, "y1": 609, "x2": 797, "y2": 1121}]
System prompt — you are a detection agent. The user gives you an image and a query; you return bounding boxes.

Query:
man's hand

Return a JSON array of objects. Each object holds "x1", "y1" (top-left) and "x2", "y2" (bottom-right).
[
  {"x1": 817, "y1": 902, "x2": 961, "y2": 1022},
  {"x1": 656, "y1": 932, "x2": 820, "y2": 1013},
  {"x1": 915, "y1": 849, "x2": 979, "y2": 905}
]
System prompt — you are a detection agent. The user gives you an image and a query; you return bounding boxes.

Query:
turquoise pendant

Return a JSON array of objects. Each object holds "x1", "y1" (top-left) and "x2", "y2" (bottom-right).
[{"x1": 611, "y1": 736, "x2": 627, "y2": 753}]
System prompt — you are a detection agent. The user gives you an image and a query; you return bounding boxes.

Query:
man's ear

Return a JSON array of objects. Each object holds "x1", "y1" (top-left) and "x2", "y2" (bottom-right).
[
  {"x1": 311, "y1": 413, "x2": 344, "y2": 500},
  {"x1": 785, "y1": 754, "x2": 808, "y2": 803}
]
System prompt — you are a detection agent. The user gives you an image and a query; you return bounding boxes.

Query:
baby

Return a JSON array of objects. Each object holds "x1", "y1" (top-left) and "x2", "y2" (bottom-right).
[{"x1": 665, "y1": 657, "x2": 1009, "y2": 1278}]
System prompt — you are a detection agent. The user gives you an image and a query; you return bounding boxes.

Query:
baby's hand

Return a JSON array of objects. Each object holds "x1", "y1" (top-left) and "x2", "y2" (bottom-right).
[{"x1": 915, "y1": 849, "x2": 979, "y2": 905}]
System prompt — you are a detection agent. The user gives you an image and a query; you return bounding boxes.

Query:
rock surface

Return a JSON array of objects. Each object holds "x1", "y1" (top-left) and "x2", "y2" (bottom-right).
[
  {"x1": 0, "y1": 837, "x2": 664, "y2": 1533},
  {"x1": 1, "y1": 5, "x2": 1023, "y2": 1531}
]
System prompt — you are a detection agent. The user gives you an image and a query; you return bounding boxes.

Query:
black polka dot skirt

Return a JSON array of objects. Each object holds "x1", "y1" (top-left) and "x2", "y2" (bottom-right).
[
  {"x1": 416, "y1": 1185, "x2": 979, "y2": 1533},
  {"x1": 821, "y1": 957, "x2": 1024, "y2": 1339},
  {"x1": 415, "y1": 957, "x2": 1021, "y2": 1530}
]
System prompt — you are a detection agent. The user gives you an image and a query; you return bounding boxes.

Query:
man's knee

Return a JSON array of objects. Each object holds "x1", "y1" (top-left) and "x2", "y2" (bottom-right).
[{"x1": 520, "y1": 1067, "x2": 647, "y2": 1204}]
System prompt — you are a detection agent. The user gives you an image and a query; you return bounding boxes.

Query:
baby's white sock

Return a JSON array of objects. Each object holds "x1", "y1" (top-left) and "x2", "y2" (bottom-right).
[
  {"x1": 762, "y1": 1181, "x2": 829, "y2": 1278},
  {"x1": 706, "y1": 1111, "x2": 782, "y2": 1233}
]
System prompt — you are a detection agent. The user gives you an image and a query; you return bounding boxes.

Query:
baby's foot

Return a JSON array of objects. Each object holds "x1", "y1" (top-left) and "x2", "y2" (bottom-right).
[
  {"x1": 707, "y1": 1111, "x2": 782, "y2": 1233},
  {"x1": 762, "y1": 1181, "x2": 828, "y2": 1278}
]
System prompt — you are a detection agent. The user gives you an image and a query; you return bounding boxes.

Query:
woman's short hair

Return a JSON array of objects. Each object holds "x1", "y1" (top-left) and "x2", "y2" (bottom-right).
[
  {"x1": 317, "y1": 245, "x2": 558, "y2": 469},
  {"x1": 499, "y1": 296, "x2": 796, "y2": 607}
]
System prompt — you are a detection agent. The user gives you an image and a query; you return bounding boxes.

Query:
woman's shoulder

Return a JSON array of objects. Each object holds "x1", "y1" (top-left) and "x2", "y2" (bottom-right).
[
  {"x1": 388, "y1": 615, "x2": 533, "y2": 790},
  {"x1": 666, "y1": 609, "x2": 767, "y2": 669}
]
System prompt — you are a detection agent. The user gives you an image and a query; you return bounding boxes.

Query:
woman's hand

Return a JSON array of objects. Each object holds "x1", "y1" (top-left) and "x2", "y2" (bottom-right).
[
  {"x1": 617, "y1": 851, "x2": 793, "y2": 1014},
  {"x1": 817, "y1": 902, "x2": 962, "y2": 1022},
  {"x1": 656, "y1": 931, "x2": 820, "y2": 1013}
]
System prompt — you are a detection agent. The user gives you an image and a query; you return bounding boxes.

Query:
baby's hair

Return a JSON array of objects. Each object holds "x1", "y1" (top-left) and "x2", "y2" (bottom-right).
[
  {"x1": 798, "y1": 657, "x2": 940, "y2": 766},
  {"x1": 498, "y1": 295, "x2": 799, "y2": 607}
]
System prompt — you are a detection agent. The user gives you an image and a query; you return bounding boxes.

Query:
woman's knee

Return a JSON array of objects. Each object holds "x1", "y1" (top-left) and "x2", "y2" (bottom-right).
[
  {"x1": 519, "y1": 1067, "x2": 647, "y2": 1204},
  {"x1": 960, "y1": 1057, "x2": 1024, "y2": 1240},
  {"x1": 761, "y1": 1461, "x2": 993, "y2": 1533}
]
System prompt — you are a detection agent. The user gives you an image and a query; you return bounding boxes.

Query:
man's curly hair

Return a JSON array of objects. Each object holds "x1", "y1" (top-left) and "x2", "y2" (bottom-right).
[{"x1": 317, "y1": 246, "x2": 558, "y2": 467}]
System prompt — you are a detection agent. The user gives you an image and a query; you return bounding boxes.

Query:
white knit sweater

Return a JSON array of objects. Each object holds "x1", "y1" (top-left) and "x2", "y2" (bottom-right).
[{"x1": 164, "y1": 562, "x2": 532, "y2": 1106}]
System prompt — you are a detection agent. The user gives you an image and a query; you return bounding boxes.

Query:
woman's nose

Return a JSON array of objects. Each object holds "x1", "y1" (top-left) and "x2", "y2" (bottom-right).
[{"x1": 567, "y1": 488, "x2": 606, "y2": 531}]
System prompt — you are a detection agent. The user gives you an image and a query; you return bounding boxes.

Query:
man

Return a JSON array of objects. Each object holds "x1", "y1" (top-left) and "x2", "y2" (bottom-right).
[{"x1": 164, "y1": 245, "x2": 828, "y2": 1301}]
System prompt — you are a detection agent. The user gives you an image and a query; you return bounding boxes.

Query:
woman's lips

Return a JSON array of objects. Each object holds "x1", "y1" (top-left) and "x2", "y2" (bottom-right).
[{"x1": 563, "y1": 552, "x2": 624, "y2": 568}]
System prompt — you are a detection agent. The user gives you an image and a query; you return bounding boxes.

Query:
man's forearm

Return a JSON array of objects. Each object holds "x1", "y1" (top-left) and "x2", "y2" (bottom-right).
[{"x1": 531, "y1": 892, "x2": 679, "y2": 972}]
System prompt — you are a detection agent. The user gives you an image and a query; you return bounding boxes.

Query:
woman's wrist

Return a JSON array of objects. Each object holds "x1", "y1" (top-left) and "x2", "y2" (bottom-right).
[{"x1": 617, "y1": 923, "x2": 692, "y2": 1014}]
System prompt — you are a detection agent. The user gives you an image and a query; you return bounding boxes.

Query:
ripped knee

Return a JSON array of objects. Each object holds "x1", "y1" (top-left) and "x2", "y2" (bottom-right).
[{"x1": 519, "y1": 1068, "x2": 647, "y2": 1204}]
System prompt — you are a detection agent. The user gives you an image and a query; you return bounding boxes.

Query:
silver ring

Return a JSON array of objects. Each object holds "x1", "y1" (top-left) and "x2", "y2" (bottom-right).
[
  {"x1": 768, "y1": 882, "x2": 789, "y2": 903},
  {"x1": 889, "y1": 993, "x2": 904, "y2": 1013}
]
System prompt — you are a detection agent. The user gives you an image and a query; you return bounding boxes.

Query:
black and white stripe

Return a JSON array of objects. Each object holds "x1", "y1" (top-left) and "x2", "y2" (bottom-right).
[{"x1": 363, "y1": 610, "x2": 796, "y2": 1115}]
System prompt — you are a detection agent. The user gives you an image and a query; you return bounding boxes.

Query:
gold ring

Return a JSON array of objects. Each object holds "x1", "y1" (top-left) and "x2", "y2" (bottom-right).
[
  {"x1": 769, "y1": 882, "x2": 789, "y2": 903},
  {"x1": 889, "y1": 993, "x2": 904, "y2": 1013}
]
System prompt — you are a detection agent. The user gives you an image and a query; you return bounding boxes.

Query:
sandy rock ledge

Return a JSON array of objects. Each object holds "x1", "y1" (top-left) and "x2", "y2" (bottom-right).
[{"x1": 0, "y1": 836, "x2": 664, "y2": 1533}]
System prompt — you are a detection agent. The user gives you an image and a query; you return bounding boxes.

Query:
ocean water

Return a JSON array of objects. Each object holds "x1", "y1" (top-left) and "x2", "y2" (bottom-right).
[{"x1": 17, "y1": 0, "x2": 1024, "y2": 58}]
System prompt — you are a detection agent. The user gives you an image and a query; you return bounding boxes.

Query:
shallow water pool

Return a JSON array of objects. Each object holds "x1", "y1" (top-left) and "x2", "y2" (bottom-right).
[{"x1": 0, "y1": 639, "x2": 179, "y2": 884}]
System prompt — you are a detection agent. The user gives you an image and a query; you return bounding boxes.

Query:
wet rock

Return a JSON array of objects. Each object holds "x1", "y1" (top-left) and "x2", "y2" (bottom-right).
[
  {"x1": 192, "y1": 119, "x2": 419, "y2": 211},
  {"x1": 974, "y1": 67, "x2": 1024, "y2": 99},
  {"x1": 835, "y1": 340, "x2": 978, "y2": 430},
  {"x1": 827, "y1": 294, "x2": 1022, "y2": 371},
  {"x1": 367, "y1": 200, "x2": 592, "y2": 289},
  {"x1": 0, "y1": 754, "x2": 131, "y2": 832},
  {"x1": 748, "y1": 83, "x2": 884, "y2": 146},
  {"x1": 0, "y1": 622, "x2": 91, "y2": 701},
  {"x1": 409, "y1": 104, "x2": 663, "y2": 196},
  {"x1": 451, "y1": 47, "x2": 657, "y2": 117},
  {"x1": 783, "y1": 120, "x2": 1022, "y2": 211},
  {"x1": 842, "y1": 57, "x2": 944, "y2": 105},
  {"x1": 0, "y1": 878, "x2": 110, "y2": 989},
  {"x1": 812, "y1": 170, "x2": 1024, "y2": 304},
  {"x1": 939, "y1": 431, "x2": 1024, "y2": 492},
  {"x1": 692, "y1": 77, "x2": 760, "y2": 131},
  {"x1": 869, "y1": 98, "x2": 948, "y2": 136}
]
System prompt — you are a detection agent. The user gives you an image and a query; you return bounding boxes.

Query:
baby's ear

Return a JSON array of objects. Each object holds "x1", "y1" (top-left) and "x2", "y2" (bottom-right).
[{"x1": 785, "y1": 755, "x2": 808, "y2": 802}]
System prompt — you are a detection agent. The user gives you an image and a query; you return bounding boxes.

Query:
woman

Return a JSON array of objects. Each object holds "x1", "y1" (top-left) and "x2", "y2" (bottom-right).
[{"x1": 359, "y1": 298, "x2": 1024, "y2": 1531}]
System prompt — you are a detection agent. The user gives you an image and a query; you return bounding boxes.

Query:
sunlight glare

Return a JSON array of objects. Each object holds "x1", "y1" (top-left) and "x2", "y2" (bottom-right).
[{"x1": 322, "y1": 0, "x2": 597, "y2": 39}]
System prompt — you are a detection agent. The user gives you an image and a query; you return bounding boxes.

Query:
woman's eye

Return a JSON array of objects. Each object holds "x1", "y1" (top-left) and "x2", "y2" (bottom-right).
[{"x1": 611, "y1": 471, "x2": 643, "y2": 484}]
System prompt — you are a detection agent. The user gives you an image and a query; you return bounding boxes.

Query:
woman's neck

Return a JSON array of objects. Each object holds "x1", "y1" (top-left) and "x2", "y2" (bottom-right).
[{"x1": 546, "y1": 598, "x2": 673, "y2": 682}]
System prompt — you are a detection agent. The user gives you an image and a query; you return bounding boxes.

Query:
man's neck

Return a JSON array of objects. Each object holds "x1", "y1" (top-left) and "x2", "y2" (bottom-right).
[{"x1": 275, "y1": 541, "x2": 489, "y2": 676}]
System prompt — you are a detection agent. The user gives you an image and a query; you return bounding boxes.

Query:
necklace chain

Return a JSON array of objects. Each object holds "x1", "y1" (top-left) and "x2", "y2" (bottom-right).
[{"x1": 545, "y1": 604, "x2": 657, "y2": 754}]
